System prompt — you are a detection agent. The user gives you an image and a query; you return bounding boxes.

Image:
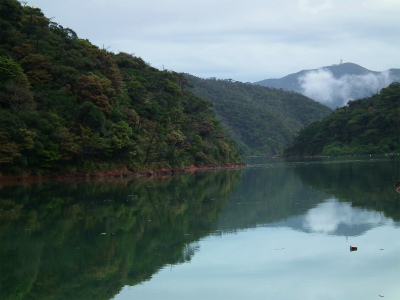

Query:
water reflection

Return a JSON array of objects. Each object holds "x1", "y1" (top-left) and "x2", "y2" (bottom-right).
[
  {"x1": 269, "y1": 198, "x2": 396, "y2": 237},
  {"x1": 118, "y1": 221, "x2": 400, "y2": 300},
  {"x1": 289, "y1": 156, "x2": 400, "y2": 221},
  {"x1": 303, "y1": 199, "x2": 392, "y2": 235},
  {"x1": 1, "y1": 157, "x2": 400, "y2": 300},
  {"x1": 114, "y1": 157, "x2": 400, "y2": 300},
  {"x1": 0, "y1": 170, "x2": 242, "y2": 300}
]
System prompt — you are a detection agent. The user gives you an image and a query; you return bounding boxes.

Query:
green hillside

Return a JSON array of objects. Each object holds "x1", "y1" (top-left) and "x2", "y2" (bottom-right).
[
  {"x1": 283, "y1": 82, "x2": 400, "y2": 157},
  {"x1": 186, "y1": 75, "x2": 332, "y2": 156},
  {"x1": 0, "y1": 0, "x2": 241, "y2": 176}
]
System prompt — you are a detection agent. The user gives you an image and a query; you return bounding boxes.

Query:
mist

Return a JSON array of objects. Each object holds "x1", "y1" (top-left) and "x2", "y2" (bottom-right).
[{"x1": 298, "y1": 68, "x2": 394, "y2": 108}]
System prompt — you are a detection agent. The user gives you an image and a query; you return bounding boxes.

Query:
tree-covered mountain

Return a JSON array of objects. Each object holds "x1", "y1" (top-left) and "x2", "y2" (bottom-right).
[
  {"x1": 186, "y1": 75, "x2": 332, "y2": 156},
  {"x1": 254, "y1": 63, "x2": 400, "y2": 109},
  {"x1": 0, "y1": 0, "x2": 241, "y2": 176},
  {"x1": 283, "y1": 82, "x2": 400, "y2": 157}
]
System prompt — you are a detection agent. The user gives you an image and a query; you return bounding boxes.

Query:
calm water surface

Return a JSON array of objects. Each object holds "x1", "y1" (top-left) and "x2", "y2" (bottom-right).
[{"x1": 1, "y1": 156, "x2": 399, "y2": 300}]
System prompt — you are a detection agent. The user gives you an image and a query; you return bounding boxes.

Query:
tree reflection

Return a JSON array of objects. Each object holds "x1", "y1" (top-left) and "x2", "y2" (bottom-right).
[
  {"x1": 0, "y1": 170, "x2": 242, "y2": 300},
  {"x1": 290, "y1": 157, "x2": 400, "y2": 221}
]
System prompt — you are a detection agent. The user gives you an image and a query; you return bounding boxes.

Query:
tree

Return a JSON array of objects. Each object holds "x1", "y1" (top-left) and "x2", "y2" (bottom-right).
[
  {"x1": 0, "y1": 56, "x2": 32, "y2": 109},
  {"x1": 21, "y1": 6, "x2": 50, "y2": 44},
  {"x1": 0, "y1": 132, "x2": 21, "y2": 164},
  {"x1": 0, "y1": 0, "x2": 23, "y2": 44},
  {"x1": 75, "y1": 73, "x2": 114, "y2": 114},
  {"x1": 20, "y1": 53, "x2": 52, "y2": 84}
]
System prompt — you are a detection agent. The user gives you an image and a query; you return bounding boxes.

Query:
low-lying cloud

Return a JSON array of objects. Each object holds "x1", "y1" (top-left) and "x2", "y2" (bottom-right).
[{"x1": 298, "y1": 69, "x2": 394, "y2": 108}]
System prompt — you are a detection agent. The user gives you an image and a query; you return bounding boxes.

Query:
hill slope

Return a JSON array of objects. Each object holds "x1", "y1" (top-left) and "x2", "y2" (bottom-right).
[
  {"x1": 0, "y1": 0, "x2": 241, "y2": 176},
  {"x1": 283, "y1": 82, "x2": 400, "y2": 157},
  {"x1": 186, "y1": 75, "x2": 332, "y2": 156},
  {"x1": 254, "y1": 63, "x2": 400, "y2": 109}
]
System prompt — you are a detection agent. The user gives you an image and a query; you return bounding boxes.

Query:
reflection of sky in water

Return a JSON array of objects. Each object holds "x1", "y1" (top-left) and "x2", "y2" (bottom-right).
[
  {"x1": 114, "y1": 200, "x2": 400, "y2": 300},
  {"x1": 304, "y1": 199, "x2": 392, "y2": 234}
]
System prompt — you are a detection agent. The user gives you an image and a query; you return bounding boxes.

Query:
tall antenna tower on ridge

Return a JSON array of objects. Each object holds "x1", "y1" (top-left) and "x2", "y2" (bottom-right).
[{"x1": 340, "y1": 59, "x2": 343, "y2": 64}]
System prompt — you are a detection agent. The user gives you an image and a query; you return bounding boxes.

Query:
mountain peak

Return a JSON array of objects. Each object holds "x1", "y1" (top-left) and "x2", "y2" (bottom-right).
[
  {"x1": 254, "y1": 63, "x2": 400, "y2": 108},
  {"x1": 319, "y1": 62, "x2": 374, "y2": 78}
]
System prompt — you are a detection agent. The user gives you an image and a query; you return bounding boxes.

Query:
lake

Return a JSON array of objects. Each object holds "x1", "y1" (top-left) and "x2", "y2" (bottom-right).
[{"x1": 1, "y1": 156, "x2": 399, "y2": 300}]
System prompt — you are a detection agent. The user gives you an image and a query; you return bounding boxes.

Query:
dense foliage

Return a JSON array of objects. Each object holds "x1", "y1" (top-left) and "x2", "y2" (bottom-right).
[
  {"x1": 283, "y1": 82, "x2": 400, "y2": 156},
  {"x1": 0, "y1": 0, "x2": 240, "y2": 175},
  {"x1": 187, "y1": 75, "x2": 332, "y2": 156}
]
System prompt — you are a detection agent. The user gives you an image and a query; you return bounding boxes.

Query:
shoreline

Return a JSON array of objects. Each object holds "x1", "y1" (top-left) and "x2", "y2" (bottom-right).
[{"x1": 0, "y1": 164, "x2": 247, "y2": 186}]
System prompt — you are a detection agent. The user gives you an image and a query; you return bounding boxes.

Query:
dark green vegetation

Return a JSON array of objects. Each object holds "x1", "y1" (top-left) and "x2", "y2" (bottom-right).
[
  {"x1": 283, "y1": 82, "x2": 400, "y2": 156},
  {"x1": 187, "y1": 75, "x2": 332, "y2": 156},
  {"x1": 0, "y1": 0, "x2": 240, "y2": 176},
  {"x1": 0, "y1": 170, "x2": 242, "y2": 300}
]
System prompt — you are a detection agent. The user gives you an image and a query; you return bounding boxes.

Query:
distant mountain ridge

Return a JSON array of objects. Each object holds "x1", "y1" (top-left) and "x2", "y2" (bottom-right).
[
  {"x1": 186, "y1": 75, "x2": 332, "y2": 156},
  {"x1": 254, "y1": 63, "x2": 400, "y2": 109}
]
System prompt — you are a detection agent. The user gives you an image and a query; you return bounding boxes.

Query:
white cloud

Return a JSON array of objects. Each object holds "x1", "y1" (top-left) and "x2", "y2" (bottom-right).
[{"x1": 298, "y1": 69, "x2": 394, "y2": 107}]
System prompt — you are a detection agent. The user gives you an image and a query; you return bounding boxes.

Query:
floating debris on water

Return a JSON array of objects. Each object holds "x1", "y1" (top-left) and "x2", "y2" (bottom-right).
[{"x1": 394, "y1": 180, "x2": 400, "y2": 193}]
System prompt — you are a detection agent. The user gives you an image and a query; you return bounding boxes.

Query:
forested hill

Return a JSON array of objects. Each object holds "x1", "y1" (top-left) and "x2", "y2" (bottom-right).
[
  {"x1": 186, "y1": 75, "x2": 332, "y2": 156},
  {"x1": 0, "y1": 0, "x2": 241, "y2": 176},
  {"x1": 283, "y1": 82, "x2": 400, "y2": 157}
]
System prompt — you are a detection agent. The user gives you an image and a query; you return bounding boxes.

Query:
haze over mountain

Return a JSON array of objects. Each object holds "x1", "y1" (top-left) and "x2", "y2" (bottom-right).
[{"x1": 254, "y1": 63, "x2": 400, "y2": 109}]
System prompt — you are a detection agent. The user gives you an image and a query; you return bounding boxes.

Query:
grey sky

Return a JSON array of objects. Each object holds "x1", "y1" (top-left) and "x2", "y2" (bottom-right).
[{"x1": 26, "y1": 0, "x2": 400, "y2": 82}]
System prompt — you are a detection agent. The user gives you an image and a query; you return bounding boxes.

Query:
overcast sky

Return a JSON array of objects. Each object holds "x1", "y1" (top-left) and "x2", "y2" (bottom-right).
[{"x1": 26, "y1": 0, "x2": 400, "y2": 82}]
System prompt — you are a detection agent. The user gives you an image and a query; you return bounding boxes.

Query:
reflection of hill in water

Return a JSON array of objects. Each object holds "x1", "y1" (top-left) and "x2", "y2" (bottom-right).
[
  {"x1": 0, "y1": 170, "x2": 242, "y2": 300},
  {"x1": 216, "y1": 157, "x2": 400, "y2": 236},
  {"x1": 216, "y1": 162, "x2": 329, "y2": 232},
  {"x1": 290, "y1": 156, "x2": 400, "y2": 221},
  {"x1": 2, "y1": 157, "x2": 399, "y2": 300}
]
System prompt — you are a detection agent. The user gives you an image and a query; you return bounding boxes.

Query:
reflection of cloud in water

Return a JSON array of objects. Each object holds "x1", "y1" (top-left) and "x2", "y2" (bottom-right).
[{"x1": 304, "y1": 199, "x2": 392, "y2": 234}]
